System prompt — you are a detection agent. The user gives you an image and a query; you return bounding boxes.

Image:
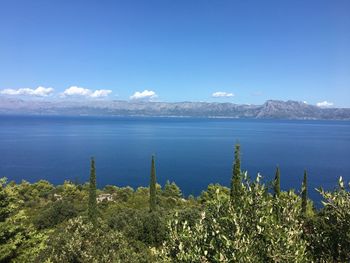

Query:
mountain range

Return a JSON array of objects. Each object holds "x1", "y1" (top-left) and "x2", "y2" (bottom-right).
[{"x1": 0, "y1": 98, "x2": 350, "y2": 120}]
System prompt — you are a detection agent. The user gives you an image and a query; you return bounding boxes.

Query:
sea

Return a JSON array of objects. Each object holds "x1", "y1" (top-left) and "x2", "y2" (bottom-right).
[{"x1": 0, "y1": 115, "x2": 349, "y2": 204}]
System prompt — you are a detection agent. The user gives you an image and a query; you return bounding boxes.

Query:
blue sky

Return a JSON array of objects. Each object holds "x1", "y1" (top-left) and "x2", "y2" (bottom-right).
[{"x1": 0, "y1": 0, "x2": 349, "y2": 106}]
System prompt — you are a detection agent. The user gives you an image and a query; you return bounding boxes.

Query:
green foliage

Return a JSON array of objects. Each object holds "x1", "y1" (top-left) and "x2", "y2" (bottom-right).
[
  {"x1": 0, "y1": 214, "x2": 49, "y2": 263},
  {"x1": 175, "y1": 207, "x2": 202, "y2": 228},
  {"x1": 163, "y1": 180, "x2": 182, "y2": 198},
  {"x1": 33, "y1": 200, "x2": 78, "y2": 229},
  {"x1": 38, "y1": 216, "x2": 142, "y2": 263},
  {"x1": 139, "y1": 210, "x2": 167, "y2": 247},
  {"x1": 0, "y1": 178, "x2": 48, "y2": 263},
  {"x1": 301, "y1": 170, "x2": 308, "y2": 217},
  {"x1": 107, "y1": 208, "x2": 144, "y2": 240},
  {"x1": 8, "y1": 180, "x2": 53, "y2": 208},
  {"x1": 2, "y1": 152, "x2": 350, "y2": 262},
  {"x1": 158, "y1": 174, "x2": 310, "y2": 263},
  {"x1": 230, "y1": 143, "x2": 241, "y2": 202},
  {"x1": 88, "y1": 157, "x2": 97, "y2": 224},
  {"x1": 0, "y1": 178, "x2": 11, "y2": 222},
  {"x1": 273, "y1": 166, "x2": 281, "y2": 197},
  {"x1": 103, "y1": 184, "x2": 119, "y2": 194},
  {"x1": 32, "y1": 180, "x2": 54, "y2": 199},
  {"x1": 107, "y1": 207, "x2": 167, "y2": 256},
  {"x1": 307, "y1": 177, "x2": 350, "y2": 262},
  {"x1": 200, "y1": 183, "x2": 230, "y2": 204},
  {"x1": 273, "y1": 166, "x2": 282, "y2": 221},
  {"x1": 149, "y1": 155, "x2": 157, "y2": 212},
  {"x1": 61, "y1": 180, "x2": 80, "y2": 199}
]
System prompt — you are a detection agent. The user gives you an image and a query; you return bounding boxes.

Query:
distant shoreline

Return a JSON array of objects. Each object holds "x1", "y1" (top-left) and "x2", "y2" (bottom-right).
[
  {"x1": 1, "y1": 99, "x2": 350, "y2": 120},
  {"x1": 1, "y1": 113, "x2": 350, "y2": 122}
]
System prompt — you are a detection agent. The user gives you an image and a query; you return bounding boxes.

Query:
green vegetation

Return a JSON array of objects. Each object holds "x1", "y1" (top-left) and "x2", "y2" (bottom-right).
[
  {"x1": 149, "y1": 155, "x2": 157, "y2": 212},
  {"x1": 88, "y1": 157, "x2": 97, "y2": 224},
  {"x1": 273, "y1": 166, "x2": 281, "y2": 197},
  {"x1": 230, "y1": 143, "x2": 241, "y2": 203},
  {"x1": 1, "y1": 146, "x2": 350, "y2": 262},
  {"x1": 301, "y1": 169, "x2": 308, "y2": 217}
]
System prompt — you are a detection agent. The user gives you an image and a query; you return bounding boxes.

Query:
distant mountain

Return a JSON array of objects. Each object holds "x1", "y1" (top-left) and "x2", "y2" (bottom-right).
[{"x1": 0, "y1": 98, "x2": 350, "y2": 120}]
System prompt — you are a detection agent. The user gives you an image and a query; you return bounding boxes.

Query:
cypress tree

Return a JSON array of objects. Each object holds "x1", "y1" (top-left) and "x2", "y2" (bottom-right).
[
  {"x1": 88, "y1": 157, "x2": 97, "y2": 224},
  {"x1": 273, "y1": 166, "x2": 281, "y2": 197},
  {"x1": 273, "y1": 166, "x2": 281, "y2": 222},
  {"x1": 301, "y1": 170, "x2": 308, "y2": 216},
  {"x1": 149, "y1": 155, "x2": 157, "y2": 212},
  {"x1": 230, "y1": 143, "x2": 241, "y2": 201}
]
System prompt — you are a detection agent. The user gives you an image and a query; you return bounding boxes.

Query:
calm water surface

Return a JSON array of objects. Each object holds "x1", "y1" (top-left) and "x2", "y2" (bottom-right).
[{"x1": 0, "y1": 115, "x2": 349, "y2": 203}]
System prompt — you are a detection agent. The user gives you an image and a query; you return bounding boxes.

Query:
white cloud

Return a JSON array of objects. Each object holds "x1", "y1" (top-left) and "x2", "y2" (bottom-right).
[
  {"x1": 316, "y1": 101, "x2": 334, "y2": 108},
  {"x1": 63, "y1": 86, "x2": 91, "y2": 97},
  {"x1": 0, "y1": 86, "x2": 54, "y2": 97},
  {"x1": 130, "y1": 90, "x2": 157, "y2": 100},
  {"x1": 62, "y1": 86, "x2": 112, "y2": 98},
  {"x1": 212, "y1": 91, "x2": 234, "y2": 98},
  {"x1": 90, "y1": 89, "x2": 112, "y2": 98}
]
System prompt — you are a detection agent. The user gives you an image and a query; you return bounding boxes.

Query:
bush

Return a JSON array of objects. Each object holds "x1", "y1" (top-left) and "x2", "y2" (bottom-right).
[
  {"x1": 157, "y1": 174, "x2": 310, "y2": 262},
  {"x1": 38, "y1": 216, "x2": 142, "y2": 263},
  {"x1": 307, "y1": 177, "x2": 350, "y2": 262},
  {"x1": 33, "y1": 200, "x2": 78, "y2": 229}
]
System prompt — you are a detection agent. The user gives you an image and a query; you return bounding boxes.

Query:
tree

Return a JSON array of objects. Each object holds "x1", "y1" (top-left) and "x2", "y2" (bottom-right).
[
  {"x1": 149, "y1": 155, "x2": 157, "y2": 212},
  {"x1": 38, "y1": 217, "x2": 142, "y2": 263},
  {"x1": 0, "y1": 178, "x2": 10, "y2": 222},
  {"x1": 0, "y1": 178, "x2": 48, "y2": 262},
  {"x1": 301, "y1": 170, "x2": 308, "y2": 217},
  {"x1": 32, "y1": 180, "x2": 54, "y2": 199},
  {"x1": 230, "y1": 143, "x2": 241, "y2": 202},
  {"x1": 163, "y1": 180, "x2": 182, "y2": 198},
  {"x1": 273, "y1": 166, "x2": 281, "y2": 197},
  {"x1": 273, "y1": 166, "x2": 281, "y2": 221},
  {"x1": 88, "y1": 157, "x2": 97, "y2": 224},
  {"x1": 140, "y1": 210, "x2": 167, "y2": 247},
  {"x1": 33, "y1": 200, "x2": 78, "y2": 229},
  {"x1": 200, "y1": 184, "x2": 230, "y2": 204}
]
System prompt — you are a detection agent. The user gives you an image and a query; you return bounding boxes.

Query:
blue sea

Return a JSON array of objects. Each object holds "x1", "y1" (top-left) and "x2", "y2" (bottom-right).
[{"x1": 0, "y1": 115, "x2": 349, "y2": 203}]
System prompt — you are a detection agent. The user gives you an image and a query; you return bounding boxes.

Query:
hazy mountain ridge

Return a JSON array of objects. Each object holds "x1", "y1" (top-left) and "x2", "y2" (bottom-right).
[{"x1": 0, "y1": 98, "x2": 349, "y2": 120}]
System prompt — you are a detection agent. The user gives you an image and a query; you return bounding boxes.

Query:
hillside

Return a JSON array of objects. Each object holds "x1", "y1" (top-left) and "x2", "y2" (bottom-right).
[{"x1": 1, "y1": 98, "x2": 350, "y2": 120}]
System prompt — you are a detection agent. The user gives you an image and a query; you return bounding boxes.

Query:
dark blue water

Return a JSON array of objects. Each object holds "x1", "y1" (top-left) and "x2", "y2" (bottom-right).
[{"x1": 0, "y1": 115, "x2": 349, "y2": 203}]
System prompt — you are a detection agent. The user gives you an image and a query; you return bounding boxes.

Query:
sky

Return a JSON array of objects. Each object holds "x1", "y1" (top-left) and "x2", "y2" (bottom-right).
[{"x1": 0, "y1": 0, "x2": 349, "y2": 107}]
